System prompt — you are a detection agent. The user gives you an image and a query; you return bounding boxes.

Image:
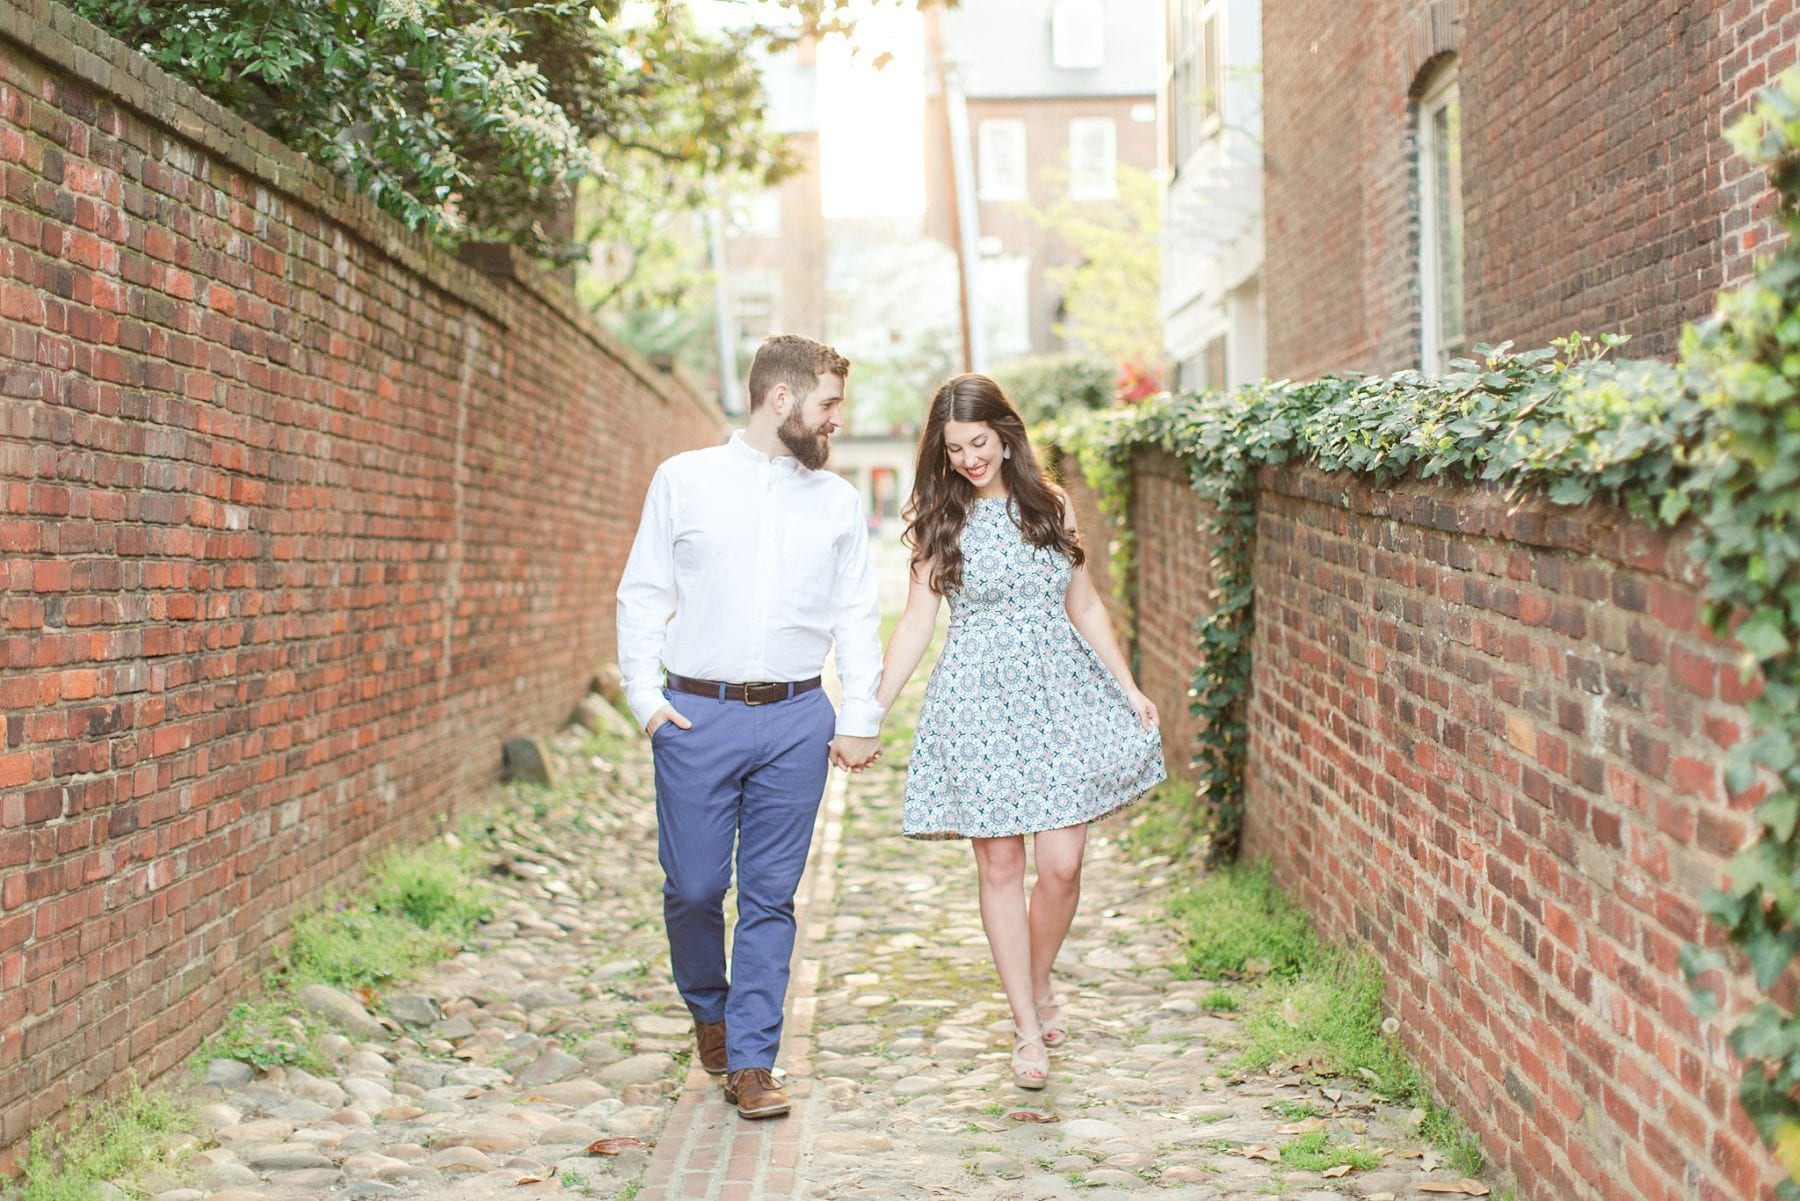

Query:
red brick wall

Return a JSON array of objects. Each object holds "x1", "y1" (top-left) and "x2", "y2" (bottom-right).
[
  {"x1": 1059, "y1": 450, "x2": 1214, "y2": 788},
  {"x1": 1264, "y1": 0, "x2": 1795, "y2": 379},
  {"x1": 1129, "y1": 450, "x2": 1213, "y2": 785},
  {"x1": 1237, "y1": 466, "x2": 1776, "y2": 1201},
  {"x1": 0, "y1": 0, "x2": 723, "y2": 1162},
  {"x1": 1057, "y1": 454, "x2": 1125, "y2": 635}
]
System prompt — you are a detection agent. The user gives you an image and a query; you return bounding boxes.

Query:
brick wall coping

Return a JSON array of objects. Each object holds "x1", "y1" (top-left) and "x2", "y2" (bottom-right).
[
  {"x1": 1, "y1": 0, "x2": 717, "y2": 422},
  {"x1": 1258, "y1": 463, "x2": 1698, "y2": 584}
]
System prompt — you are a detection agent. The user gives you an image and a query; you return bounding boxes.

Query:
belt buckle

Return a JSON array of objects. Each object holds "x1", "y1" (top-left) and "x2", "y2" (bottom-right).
[{"x1": 743, "y1": 682, "x2": 780, "y2": 707}]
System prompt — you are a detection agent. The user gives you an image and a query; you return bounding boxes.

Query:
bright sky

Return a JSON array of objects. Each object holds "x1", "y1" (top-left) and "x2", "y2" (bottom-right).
[
  {"x1": 686, "y1": 0, "x2": 926, "y2": 219},
  {"x1": 816, "y1": 4, "x2": 925, "y2": 218}
]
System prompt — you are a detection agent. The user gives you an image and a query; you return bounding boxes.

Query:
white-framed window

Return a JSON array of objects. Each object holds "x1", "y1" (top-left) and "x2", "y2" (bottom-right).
[
  {"x1": 1417, "y1": 61, "x2": 1466, "y2": 372},
  {"x1": 1068, "y1": 118, "x2": 1118, "y2": 200},
  {"x1": 979, "y1": 255, "x2": 1032, "y2": 360},
  {"x1": 1168, "y1": 0, "x2": 1223, "y2": 169},
  {"x1": 978, "y1": 119, "x2": 1029, "y2": 201},
  {"x1": 1051, "y1": 0, "x2": 1106, "y2": 70}
]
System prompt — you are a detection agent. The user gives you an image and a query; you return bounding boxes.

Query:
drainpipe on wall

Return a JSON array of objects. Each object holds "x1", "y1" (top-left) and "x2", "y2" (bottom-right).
[
  {"x1": 705, "y1": 205, "x2": 744, "y2": 415},
  {"x1": 928, "y1": 7, "x2": 984, "y2": 374}
]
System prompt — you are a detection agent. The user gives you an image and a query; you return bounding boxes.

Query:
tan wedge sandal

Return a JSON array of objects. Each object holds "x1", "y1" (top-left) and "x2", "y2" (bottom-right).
[{"x1": 1011, "y1": 1026, "x2": 1049, "y2": 1089}]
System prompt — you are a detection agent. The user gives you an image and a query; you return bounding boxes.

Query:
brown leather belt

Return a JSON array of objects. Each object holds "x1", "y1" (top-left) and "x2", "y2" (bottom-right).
[{"x1": 666, "y1": 673, "x2": 823, "y2": 707}]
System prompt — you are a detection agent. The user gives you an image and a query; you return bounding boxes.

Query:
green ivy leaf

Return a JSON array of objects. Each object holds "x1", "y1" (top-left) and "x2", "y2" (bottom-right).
[
  {"x1": 1759, "y1": 792, "x2": 1800, "y2": 841},
  {"x1": 1745, "y1": 927, "x2": 1800, "y2": 990},
  {"x1": 1739, "y1": 611, "x2": 1794, "y2": 661}
]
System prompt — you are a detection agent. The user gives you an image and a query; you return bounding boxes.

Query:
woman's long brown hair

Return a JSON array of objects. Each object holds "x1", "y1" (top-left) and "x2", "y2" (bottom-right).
[{"x1": 903, "y1": 373, "x2": 1084, "y2": 594}]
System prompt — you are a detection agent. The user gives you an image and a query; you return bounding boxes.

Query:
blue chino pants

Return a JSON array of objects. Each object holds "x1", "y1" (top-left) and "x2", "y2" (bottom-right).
[{"x1": 650, "y1": 685, "x2": 835, "y2": 1072}]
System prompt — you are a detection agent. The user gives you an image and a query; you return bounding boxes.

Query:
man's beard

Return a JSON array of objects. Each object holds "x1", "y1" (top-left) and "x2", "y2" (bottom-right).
[{"x1": 778, "y1": 408, "x2": 831, "y2": 470}]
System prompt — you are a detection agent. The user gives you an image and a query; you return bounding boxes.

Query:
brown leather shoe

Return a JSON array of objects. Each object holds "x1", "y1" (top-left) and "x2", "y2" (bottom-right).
[
  {"x1": 694, "y1": 1020, "x2": 727, "y2": 1076},
  {"x1": 723, "y1": 1068, "x2": 790, "y2": 1118}
]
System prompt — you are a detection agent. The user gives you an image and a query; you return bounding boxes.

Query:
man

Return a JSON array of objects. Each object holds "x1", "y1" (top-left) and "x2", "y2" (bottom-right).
[{"x1": 616, "y1": 334, "x2": 884, "y2": 1120}]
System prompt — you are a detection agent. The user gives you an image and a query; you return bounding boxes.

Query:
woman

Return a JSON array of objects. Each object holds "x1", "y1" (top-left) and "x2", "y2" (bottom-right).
[{"x1": 876, "y1": 373, "x2": 1165, "y2": 1089}]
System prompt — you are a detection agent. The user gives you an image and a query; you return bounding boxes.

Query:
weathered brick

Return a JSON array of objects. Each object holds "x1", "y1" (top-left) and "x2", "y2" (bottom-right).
[
  {"x1": 1114, "y1": 456, "x2": 1778, "y2": 1201},
  {"x1": 0, "y1": 7, "x2": 724, "y2": 1166}
]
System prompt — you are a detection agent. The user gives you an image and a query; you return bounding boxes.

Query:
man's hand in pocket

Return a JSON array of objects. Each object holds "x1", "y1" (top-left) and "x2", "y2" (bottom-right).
[{"x1": 645, "y1": 705, "x2": 692, "y2": 737}]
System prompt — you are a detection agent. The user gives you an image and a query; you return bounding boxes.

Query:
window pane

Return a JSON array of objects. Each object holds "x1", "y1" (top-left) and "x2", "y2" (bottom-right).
[
  {"x1": 1433, "y1": 96, "x2": 1465, "y2": 354},
  {"x1": 1052, "y1": 0, "x2": 1106, "y2": 70},
  {"x1": 979, "y1": 255, "x2": 1032, "y2": 359},
  {"x1": 1171, "y1": 2, "x2": 1221, "y2": 167},
  {"x1": 978, "y1": 120, "x2": 1028, "y2": 201},
  {"x1": 1069, "y1": 118, "x2": 1117, "y2": 199}
]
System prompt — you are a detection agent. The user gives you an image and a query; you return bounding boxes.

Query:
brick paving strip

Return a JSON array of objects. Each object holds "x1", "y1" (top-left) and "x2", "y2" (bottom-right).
[{"x1": 635, "y1": 766, "x2": 848, "y2": 1201}]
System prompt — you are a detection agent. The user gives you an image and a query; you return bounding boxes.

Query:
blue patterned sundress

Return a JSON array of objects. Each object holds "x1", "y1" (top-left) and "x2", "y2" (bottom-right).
[{"x1": 902, "y1": 497, "x2": 1166, "y2": 840}]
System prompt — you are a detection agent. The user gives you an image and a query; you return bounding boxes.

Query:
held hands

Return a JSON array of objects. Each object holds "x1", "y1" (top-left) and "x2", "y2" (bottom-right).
[
  {"x1": 644, "y1": 705, "x2": 692, "y2": 737},
  {"x1": 830, "y1": 734, "x2": 882, "y2": 773},
  {"x1": 1127, "y1": 689, "x2": 1159, "y2": 730}
]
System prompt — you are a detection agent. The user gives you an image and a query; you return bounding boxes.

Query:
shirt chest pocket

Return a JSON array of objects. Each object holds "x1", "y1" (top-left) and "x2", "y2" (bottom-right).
[{"x1": 784, "y1": 520, "x2": 841, "y2": 595}]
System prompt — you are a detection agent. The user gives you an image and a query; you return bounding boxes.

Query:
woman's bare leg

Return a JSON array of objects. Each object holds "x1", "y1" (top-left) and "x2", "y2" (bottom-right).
[{"x1": 1027, "y1": 824, "x2": 1088, "y2": 1007}]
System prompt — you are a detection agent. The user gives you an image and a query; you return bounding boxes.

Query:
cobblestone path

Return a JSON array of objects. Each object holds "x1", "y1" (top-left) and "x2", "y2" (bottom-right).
[{"x1": 124, "y1": 545, "x2": 1500, "y2": 1201}]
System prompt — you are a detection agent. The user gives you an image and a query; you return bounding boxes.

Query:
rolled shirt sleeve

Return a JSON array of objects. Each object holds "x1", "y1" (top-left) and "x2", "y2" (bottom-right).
[
  {"x1": 616, "y1": 468, "x2": 678, "y2": 731},
  {"x1": 830, "y1": 496, "x2": 886, "y2": 737}
]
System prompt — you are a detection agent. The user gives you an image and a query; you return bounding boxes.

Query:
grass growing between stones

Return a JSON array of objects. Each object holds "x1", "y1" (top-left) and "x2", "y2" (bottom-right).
[
  {"x1": 200, "y1": 995, "x2": 334, "y2": 1073},
  {"x1": 199, "y1": 839, "x2": 494, "y2": 1071},
  {"x1": 1168, "y1": 862, "x2": 1315, "y2": 981},
  {"x1": 8, "y1": 1088, "x2": 185, "y2": 1201},
  {"x1": 1162, "y1": 860, "x2": 1487, "y2": 1177},
  {"x1": 288, "y1": 841, "x2": 492, "y2": 988},
  {"x1": 1277, "y1": 1130, "x2": 1385, "y2": 1172}
]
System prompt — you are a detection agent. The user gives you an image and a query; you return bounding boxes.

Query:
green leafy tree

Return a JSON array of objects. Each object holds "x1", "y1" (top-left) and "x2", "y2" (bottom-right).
[
  {"x1": 69, "y1": 0, "x2": 908, "y2": 259},
  {"x1": 988, "y1": 354, "x2": 1112, "y2": 424},
  {"x1": 1021, "y1": 164, "x2": 1164, "y2": 374}
]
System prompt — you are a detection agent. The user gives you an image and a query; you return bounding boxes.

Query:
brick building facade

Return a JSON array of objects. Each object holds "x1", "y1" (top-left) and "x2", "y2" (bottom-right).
[
  {"x1": 0, "y1": 0, "x2": 723, "y2": 1161},
  {"x1": 1262, "y1": 0, "x2": 1797, "y2": 380},
  {"x1": 923, "y1": 0, "x2": 1160, "y2": 365}
]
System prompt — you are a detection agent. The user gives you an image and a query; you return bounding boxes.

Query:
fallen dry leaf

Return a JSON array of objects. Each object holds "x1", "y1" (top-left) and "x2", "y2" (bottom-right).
[
  {"x1": 1398, "y1": 1149, "x2": 1425, "y2": 1159},
  {"x1": 1275, "y1": 1119, "x2": 1327, "y2": 1135},
  {"x1": 586, "y1": 1137, "x2": 652, "y2": 1156},
  {"x1": 515, "y1": 1175, "x2": 547, "y2": 1186},
  {"x1": 1005, "y1": 1111, "x2": 1060, "y2": 1123},
  {"x1": 351, "y1": 986, "x2": 378, "y2": 1008},
  {"x1": 1367, "y1": 1194, "x2": 1396, "y2": 1201},
  {"x1": 1320, "y1": 1164, "x2": 1353, "y2": 1178},
  {"x1": 1418, "y1": 1182, "x2": 1489, "y2": 1196},
  {"x1": 1239, "y1": 1144, "x2": 1280, "y2": 1162}
]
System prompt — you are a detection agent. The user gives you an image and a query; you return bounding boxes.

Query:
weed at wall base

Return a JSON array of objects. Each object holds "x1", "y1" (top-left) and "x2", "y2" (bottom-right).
[
  {"x1": 9, "y1": 1088, "x2": 185, "y2": 1201},
  {"x1": 1167, "y1": 863, "x2": 1486, "y2": 1179},
  {"x1": 198, "y1": 840, "x2": 494, "y2": 1075}
]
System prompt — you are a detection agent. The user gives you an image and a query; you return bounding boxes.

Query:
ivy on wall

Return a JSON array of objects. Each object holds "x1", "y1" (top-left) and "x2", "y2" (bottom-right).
[{"x1": 1047, "y1": 71, "x2": 1800, "y2": 1187}]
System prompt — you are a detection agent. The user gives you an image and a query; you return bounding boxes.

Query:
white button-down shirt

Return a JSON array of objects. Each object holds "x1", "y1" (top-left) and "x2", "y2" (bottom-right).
[{"x1": 616, "y1": 432, "x2": 885, "y2": 737}]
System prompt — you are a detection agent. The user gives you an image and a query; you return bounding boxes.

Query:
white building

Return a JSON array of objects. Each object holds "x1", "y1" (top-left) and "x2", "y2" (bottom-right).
[{"x1": 1162, "y1": 0, "x2": 1265, "y2": 390}]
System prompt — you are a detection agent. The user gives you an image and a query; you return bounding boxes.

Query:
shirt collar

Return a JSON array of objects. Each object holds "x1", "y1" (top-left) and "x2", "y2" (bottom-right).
[{"x1": 727, "y1": 430, "x2": 800, "y2": 475}]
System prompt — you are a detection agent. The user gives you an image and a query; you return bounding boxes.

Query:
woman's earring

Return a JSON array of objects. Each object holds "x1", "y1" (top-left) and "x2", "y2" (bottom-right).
[{"x1": 1003, "y1": 445, "x2": 1012, "y2": 460}]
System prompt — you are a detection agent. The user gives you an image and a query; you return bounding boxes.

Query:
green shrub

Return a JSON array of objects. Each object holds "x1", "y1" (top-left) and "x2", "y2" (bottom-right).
[{"x1": 990, "y1": 354, "x2": 1113, "y2": 424}]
